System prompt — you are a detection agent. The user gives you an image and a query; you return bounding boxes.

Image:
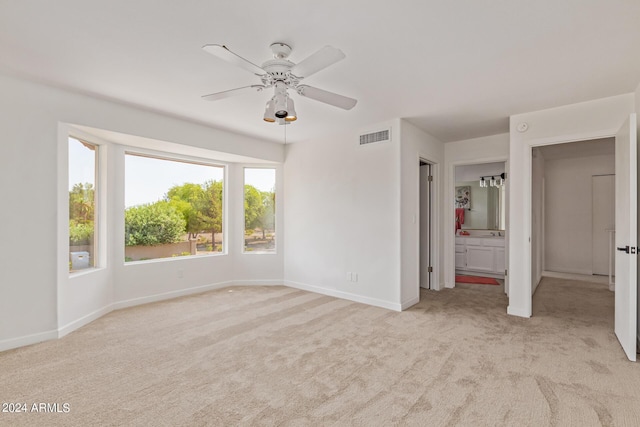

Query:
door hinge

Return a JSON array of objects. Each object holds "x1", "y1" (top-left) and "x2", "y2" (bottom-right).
[
  {"x1": 428, "y1": 175, "x2": 433, "y2": 182},
  {"x1": 505, "y1": 269, "x2": 508, "y2": 276},
  {"x1": 428, "y1": 266, "x2": 433, "y2": 273}
]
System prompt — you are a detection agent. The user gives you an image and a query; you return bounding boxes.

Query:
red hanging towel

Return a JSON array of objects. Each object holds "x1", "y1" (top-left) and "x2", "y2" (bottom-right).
[{"x1": 455, "y1": 208, "x2": 465, "y2": 232}]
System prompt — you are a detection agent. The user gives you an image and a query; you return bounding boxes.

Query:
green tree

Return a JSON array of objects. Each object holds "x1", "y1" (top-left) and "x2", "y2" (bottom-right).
[
  {"x1": 257, "y1": 190, "x2": 275, "y2": 239},
  {"x1": 244, "y1": 185, "x2": 275, "y2": 239},
  {"x1": 198, "y1": 180, "x2": 223, "y2": 250},
  {"x1": 69, "y1": 182, "x2": 95, "y2": 245},
  {"x1": 166, "y1": 183, "x2": 207, "y2": 239},
  {"x1": 125, "y1": 201, "x2": 186, "y2": 246},
  {"x1": 244, "y1": 184, "x2": 264, "y2": 233}
]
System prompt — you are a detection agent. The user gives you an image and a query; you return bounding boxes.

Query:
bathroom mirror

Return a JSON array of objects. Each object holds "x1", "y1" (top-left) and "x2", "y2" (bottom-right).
[{"x1": 455, "y1": 162, "x2": 506, "y2": 231}]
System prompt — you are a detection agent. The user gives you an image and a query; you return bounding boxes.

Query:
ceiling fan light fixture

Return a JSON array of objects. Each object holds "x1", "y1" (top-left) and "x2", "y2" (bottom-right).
[
  {"x1": 263, "y1": 99, "x2": 276, "y2": 122},
  {"x1": 285, "y1": 97, "x2": 297, "y2": 122},
  {"x1": 274, "y1": 93, "x2": 288, "y2": 119}
]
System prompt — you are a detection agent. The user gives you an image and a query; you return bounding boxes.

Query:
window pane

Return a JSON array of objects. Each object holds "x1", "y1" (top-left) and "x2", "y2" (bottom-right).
[
  {"x1": 244, "y1": 168, "x2": 276, "y2": 253},
  {"x1": 69, "y1": 137, "x2": 97, "y2": 272},
  {"x1": 124, "y1": 154, "x2": 224, "y2": 262}
]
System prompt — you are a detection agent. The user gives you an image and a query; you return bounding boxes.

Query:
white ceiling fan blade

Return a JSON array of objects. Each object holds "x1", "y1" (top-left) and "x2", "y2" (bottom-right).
[
  {"x1": 202, "y1": 44, "x2": 266, "y2": 76},
  {"x1": 202, "y1": 85, "x2": 265, "y2": 101},
  {"x1": 297, "y1": 85, "x2": 357, "y2": 110},
  {"x1": 290, "y1": 46, "x2": 346, "y2": 78}
]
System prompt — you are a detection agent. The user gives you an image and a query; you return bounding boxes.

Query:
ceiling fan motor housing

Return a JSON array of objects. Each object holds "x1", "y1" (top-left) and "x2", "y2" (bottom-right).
[{"x1": 270, "y1": 42, "x2": 292, "y2": 59}]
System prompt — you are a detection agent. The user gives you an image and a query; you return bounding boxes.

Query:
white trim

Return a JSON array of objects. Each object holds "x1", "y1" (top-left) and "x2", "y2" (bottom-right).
[
  {"x1": 507, "y1": 306, "x2": 531, "y2": 318},
  {"x1": 112, "y1": 280, "x2": 234, "y2": 310},
  {"x1": 445, "y1": 157, "x2": 509, "y2": 300},
  {"x1": 543, "y1": 267, "x2": 593, "y2": 276},
  {"x1": 58, "y1": 304, "x2": 113, "y2": 338},
  {"x1": 232, "y1": 280, "x2": 283, "y2": 286},
  {"x1": 284, "y1": 280, "x2": 402, "y2": 311},
  {"x1": 541, "y1": 271, "x2": 610, "y2": 285},
  {"x1": 401, "y1": 296, "x2": 420, "y2": 310},
  {"x1": 123, "y1": 146, "x2": 230, "y2": 169},
  {"x1": 241, "y1": 165, "x2": 278, "y2": 255},
  {"x1": 520, "y1": 130, "x2": 621, "y2": 149},
  {"x1": 0, "y1": 330, "x2": 58, "y2": 353},
  {"x1": 513, "y1": 131, "x2": 619, "y2": 318}
]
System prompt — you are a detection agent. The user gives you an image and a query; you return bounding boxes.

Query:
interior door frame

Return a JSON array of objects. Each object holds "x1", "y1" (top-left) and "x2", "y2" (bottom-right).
[
  {"x1": 445, "y1": 157, "x2": 509, "y2": 291},
  {"x1": 516, "y1": 131, "x2": 621, "y2": 318}
]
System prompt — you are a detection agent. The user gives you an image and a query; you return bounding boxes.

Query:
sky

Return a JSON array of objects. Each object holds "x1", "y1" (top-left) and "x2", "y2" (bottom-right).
[{"x1": 69, "y1": 138, "x2": 276, "y2": 208}]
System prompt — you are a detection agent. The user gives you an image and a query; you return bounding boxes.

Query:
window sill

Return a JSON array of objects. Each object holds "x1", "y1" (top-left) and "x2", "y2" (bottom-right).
[
  {"x1": 69, "y1": 267, "x2": 106, "y2": 278},
  {"x1": 123, "y1": 252, "x2": 228, "y2": 266}
]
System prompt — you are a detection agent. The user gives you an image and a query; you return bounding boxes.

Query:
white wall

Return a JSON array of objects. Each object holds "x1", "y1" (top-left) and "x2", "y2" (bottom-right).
[
  {"x1": 531, "y1": 149, "x2": 545, "y2": 294},
  {"x1": 543, "y1": 154, "x2": 615, "y2": 276},
  {"x1": 283, "y1": 120, "x2": 403, "y2": 310},
  {"x1": 399, "y1": 120, "x2": 444, "y2": 306},
  {"x1": 0, "y1": 72, "x2": 284, "y2": 351},
  {"x1": 455, "y1": 162, "x2": 505, "y2": 182},
  {"x1": 444, "y1": 133, "x2": 509, "y2": 288},
  {"x1": 509, "y1": 93, "x2": 635, "y2": 317}
]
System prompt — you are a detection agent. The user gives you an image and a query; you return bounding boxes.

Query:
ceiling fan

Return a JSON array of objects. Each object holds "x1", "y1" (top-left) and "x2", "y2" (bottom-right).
[{"x1": 202, "y1": 42, "x2": 357, "y2": 124}]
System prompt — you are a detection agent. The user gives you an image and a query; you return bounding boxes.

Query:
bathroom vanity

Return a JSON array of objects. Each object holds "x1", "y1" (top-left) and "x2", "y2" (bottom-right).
[{"x1": 455, "y1": 235, "x2": 505, "y2": 278}]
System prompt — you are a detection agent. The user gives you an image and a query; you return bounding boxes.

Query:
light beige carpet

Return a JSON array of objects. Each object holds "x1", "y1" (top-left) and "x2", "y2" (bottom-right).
[{"x1": 1, "y1": 278, "x2": 639, "y2": 426}]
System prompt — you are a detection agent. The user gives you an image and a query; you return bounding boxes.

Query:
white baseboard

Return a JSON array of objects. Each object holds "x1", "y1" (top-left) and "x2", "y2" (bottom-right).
[
  {"x1": 401, "y1": 296, "x2": 420, "y2": 310},
  {"x1": 0, "y1": 330, "x2": 58, "y2": 353},
  {"x1": 543, "y1": 268, "x2": 593, "y2": 276},
  {"x1": 232, "y1": 279, "x2": 283, "y2": 286},
  {"x1": 3, "y1": 279, "x2": 408, "y2": 353},
  {"x1": 284, "y1": 280, "x2": 402, "y2": 311},
  {"x1": 507, "y1": 305, "x2": 531, "y2": 318},
  {"x1": 58, "y1": 304, "x2": 114, "y2": 338},
  {"x1": 112, "y1": 280, "x2": 235, "y2": 310}
]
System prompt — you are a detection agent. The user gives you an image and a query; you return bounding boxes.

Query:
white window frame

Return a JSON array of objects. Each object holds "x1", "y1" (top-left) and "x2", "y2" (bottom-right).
[
  {"x1": 123, "y1": 148, "x2": 229, "y2": 264},
  {"x1": 242, "y1": 166, "x2": 277, "y2": 255},
  {"x1": 63, "y1": 128, "x2": 108, "y2": 277}
]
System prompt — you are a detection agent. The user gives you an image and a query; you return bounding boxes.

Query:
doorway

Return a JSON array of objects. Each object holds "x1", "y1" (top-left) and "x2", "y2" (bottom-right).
[
  {"x1": 452, "y1": 161, "x2": 507, "y2": 294},
  {"x1": 533, "y1": 138, "x2": 615, "y2": 285}
]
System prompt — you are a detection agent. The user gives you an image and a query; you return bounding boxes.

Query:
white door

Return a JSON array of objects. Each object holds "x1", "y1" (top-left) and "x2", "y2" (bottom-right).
[
  {"x1": 420, "y1": 163, "x2": 431, "y2": 289},
  {"x1": 592, "y1": 175, "x2": 615, "y2": 276},
  {"x1": 614, "y1": 114, "x2": 637, "y2": 362}
]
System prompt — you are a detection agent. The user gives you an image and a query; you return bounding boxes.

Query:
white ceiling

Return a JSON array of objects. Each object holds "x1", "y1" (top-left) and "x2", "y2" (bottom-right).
[{"x1": 2, "y1": 1, "x2": 640, "y2": 144}]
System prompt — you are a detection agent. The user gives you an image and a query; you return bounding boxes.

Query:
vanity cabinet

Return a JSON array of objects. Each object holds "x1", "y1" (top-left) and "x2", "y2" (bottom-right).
[{"x1": 455, "y1": 236, "x2": 505, "y2": 276}]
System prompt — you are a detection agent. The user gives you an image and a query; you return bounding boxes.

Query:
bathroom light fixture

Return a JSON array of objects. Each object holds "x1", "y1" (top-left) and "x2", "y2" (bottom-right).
[{"x1": 480, "y1": 173, "x2": 506, "y2": 188}]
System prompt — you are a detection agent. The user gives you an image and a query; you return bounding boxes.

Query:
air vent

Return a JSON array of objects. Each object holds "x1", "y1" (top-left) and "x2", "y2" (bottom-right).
[{"x1": 359, "y1": 128, "x2": 391, "y2": 145}]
